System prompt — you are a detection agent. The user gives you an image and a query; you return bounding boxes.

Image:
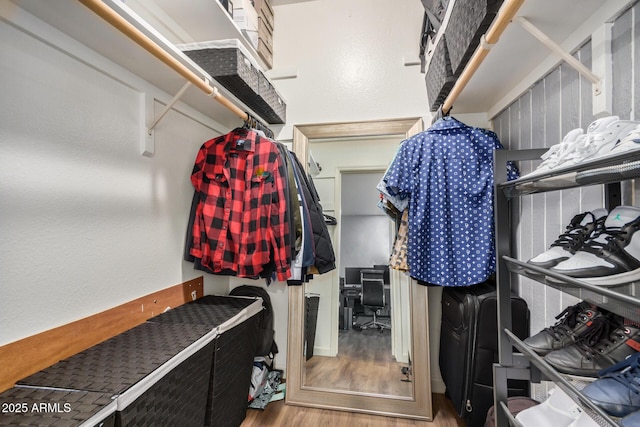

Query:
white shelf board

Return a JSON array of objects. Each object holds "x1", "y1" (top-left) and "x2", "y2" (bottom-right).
[
  {"x1": 127, "y1": 0, "x2": 270, "y2": 70},
  {"x1": 9, "y1": 0, "x2": 274, "y2": 129},
  {"x1": 430, "y1": 0, "x2": 632, "y2": 116}
]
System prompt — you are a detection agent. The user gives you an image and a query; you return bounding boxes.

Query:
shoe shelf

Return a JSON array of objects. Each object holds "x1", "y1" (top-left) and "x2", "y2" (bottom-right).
[
  {"x1": 492, "y1": 148, "x2": 640, "y2": 427},
  {"x1": 503, "y1": 256, "x2": 640, "y2": 325},
  {"x1": 498, "y1": 149, "x2": 640, "y2": 198},
  {"x1": 504, "y1": 329, "x2": 620, "y2": 427},
  {"x1": 499, "y1": 401, "x2": 524, "y2": 427}
]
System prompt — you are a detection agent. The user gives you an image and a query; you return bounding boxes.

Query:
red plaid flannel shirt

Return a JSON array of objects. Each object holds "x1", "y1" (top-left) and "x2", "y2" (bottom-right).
[{"x1": 189, "y1": 129, "x2": 291, "y2": 281}]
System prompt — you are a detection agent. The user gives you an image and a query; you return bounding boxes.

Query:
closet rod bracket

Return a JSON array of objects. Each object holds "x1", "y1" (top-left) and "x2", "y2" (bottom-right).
[
  {"x1": 147, "y1": 81, "x2": 192, "y2": 136},
  {"x1": 479, "y1": 34, "x2": 496, "y2": 51},
  {"x1": 516, "y1": 17, "x2": 602, "y2": 95}
]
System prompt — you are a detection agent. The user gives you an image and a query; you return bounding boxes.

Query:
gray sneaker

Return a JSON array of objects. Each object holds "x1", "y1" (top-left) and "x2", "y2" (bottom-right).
[
  {"x1": 551, "y1": 206, "x2": 640, "y2": 286},
  {"x1": 544, "y1": 316, "x2": 640, "y2": 377},
  {"x1": 527, "y1": 209, "x2": 607, "y2": 270},
  {"x1": 523, "y1": 301, "x2": 602, "y2": 356}
]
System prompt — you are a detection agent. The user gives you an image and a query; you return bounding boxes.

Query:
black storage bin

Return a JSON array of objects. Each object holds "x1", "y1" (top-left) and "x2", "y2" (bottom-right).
[
  {"x1": 184, "y1": 47, "x2": 260, "y2": 103},
  {"x1": 18, "y1": 322, "x2": 216, "y2": 427},
  {"x1": 181, "y1": 42, "x2": 286, "y2": 124},
  {"x1": 218, "y1": 0, "x2": 234, "y2": 17},
  {"x1": 305, "y1": 293, "x2": 320, "y2": 360},
  {"x1": 0, "y1": 387, "x2": 116, "y2": 427},
  {"x1": 439, "y1": 281, "x2": 530, "y2": 427},
  {"x1": 146, "y1": 295, "x2": 263, "y2": 427},
  {"x1": 425, "y1": 34, "x2": 455, "y2": 112},
  {"x1": 256, "y1": 71, "x2": 286, "y2": 124},
  {"x1": 446, "y1": 0, "x2": 504, "y2": 77},
  {"x1": 420, "y1": 0, "x2": 450, "y2": 26}
]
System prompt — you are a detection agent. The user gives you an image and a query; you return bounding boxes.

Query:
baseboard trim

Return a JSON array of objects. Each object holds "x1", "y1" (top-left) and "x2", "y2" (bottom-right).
[
  {"x1": 431, "y1": 378, "x2": 446, "y2": 394},
  {"x1": 310, "y1": 347, "x2": 335, "y2": 357}
]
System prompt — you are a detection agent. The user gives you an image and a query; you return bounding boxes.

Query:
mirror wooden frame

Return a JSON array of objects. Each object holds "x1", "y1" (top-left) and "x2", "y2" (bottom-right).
[{"x1": 285, "y1": 117, "x2": 433, "y2": 420}]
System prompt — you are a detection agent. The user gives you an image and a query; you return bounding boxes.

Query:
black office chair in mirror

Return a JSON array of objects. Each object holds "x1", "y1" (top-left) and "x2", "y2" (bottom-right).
[
  {"x1": 353, "y1": 268, "x2": 390, "y2": 331},
  {"x1": 340, "y1": 266, "x2": 392, "y2": 331}
]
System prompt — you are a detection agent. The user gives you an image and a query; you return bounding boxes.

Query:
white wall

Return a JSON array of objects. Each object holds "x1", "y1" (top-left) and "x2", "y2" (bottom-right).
[
  {"x1": 270, "y1": 0, "x2": 430, "y2": 140},
  {"x1": 0, "y1": 10, "x2": 231, "y2": 347},
  {"x1": 340, "y1": 172, "x2": 391, "y2": 274},
  {"x1": 340, "y1": 216, "x2": 390, "y2": 270}
]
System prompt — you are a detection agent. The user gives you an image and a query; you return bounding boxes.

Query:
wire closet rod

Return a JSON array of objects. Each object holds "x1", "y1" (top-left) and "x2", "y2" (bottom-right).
[
  {"x1": 442, "y1": 0, "x2": 526, "y2": 115},
  {"x1": 79, "y1": 0, "x2": 249, "y2": 121}
]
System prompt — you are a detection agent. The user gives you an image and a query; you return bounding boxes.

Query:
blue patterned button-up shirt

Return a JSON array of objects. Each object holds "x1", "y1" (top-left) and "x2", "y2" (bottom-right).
[{"x1": 383, "y1": 117, "x2": 517, "y2": 286}]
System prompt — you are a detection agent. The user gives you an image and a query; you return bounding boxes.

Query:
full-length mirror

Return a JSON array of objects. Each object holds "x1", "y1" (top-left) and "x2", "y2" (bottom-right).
[{"x1": 286, "y1": 118, "x2": 433, "y2": 420}]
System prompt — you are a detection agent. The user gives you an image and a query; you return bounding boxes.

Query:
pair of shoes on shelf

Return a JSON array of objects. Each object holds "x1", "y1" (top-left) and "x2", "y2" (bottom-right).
[
  {"x1": 524, "y1": 128, "x2": 585, "y2": 179},
  {"x1": 527, "y1": 205, "x2": 640, "y2": 287},
  {"x1": 543, "y1": 313, "x2": 640, "y2": 377},
  {"x1": 621, "y1": 411, "x2": 640, "y2": 427},
  {"x1": 524, "y1": 301, "x2": 640, "y2": 377},
  {"x1": 515, "y1": 387, "x2": 599, "y2": 426},
  {"x1": 527, "y1": 209, "x2": 608, "y2": 270},
  {"x1": 523, "y1": 301, "x2": 602, "y2": 356},
  {"x1": 581, "y1": 352, "x2": 640, "y2": 419},
  {"x1": 521, "y1": 116, "x2": 640, "y2": 180}
]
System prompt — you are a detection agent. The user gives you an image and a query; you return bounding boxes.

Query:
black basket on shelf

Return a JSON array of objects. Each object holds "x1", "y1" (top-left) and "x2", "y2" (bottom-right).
[
  {"x1": 420, "y1": 0, "x2": 450, "y2": 27},
  {"x1": 183, "y1": 46, "x2": 286, "y2": 124},
  {"x1": 257, "y1": 71, "x2": 286, "y2": 124},
  {"x1": 305, "y1": 294, "x2": 320, "y2": 360},
  {"x1": 426, "y1": 34, "x2": 456, "y2": 112},
  {"x1": 446, "y1": 0, "x2": 504, "y2": 77},
  {"x1": 17, "y1": 322, "x2": 216, "y2": 427},
  {"x1": 0, "y1": 387, "x2": 116, "y2": 427},
  {"x1": 146, "y1": 295, "x2": 263, "y2": 427},
  {"x1": 185, "y1": 47, "x2": 260, "y2": 101}
]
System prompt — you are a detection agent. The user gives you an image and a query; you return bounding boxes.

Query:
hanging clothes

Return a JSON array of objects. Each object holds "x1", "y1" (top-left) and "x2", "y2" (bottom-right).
[
  {"x1": 274, "y1": 142, "x2": 302, "y2": 258},
  {"x1": 287, "y1": 149, "x2": 315, "y2": 284},
  {"x1": 376, "y1": 141, "x2": 410, "y2": 214},
  {"x1": 389, "y1": 208, "x2": 410, "y2": 272},
  {"x1": 186, "y1": 128, "x2": 291, "y2": 282},
  {"x1": 289, "y1": 152, "x2": 336, "y2": 275},
  {"x1": 382, "y1": 116, "x2": 518, "y2": 287}
]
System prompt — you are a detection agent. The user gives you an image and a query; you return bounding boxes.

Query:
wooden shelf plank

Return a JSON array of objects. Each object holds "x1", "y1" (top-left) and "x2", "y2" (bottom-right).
[{"x1": 0, "y1": 277, "x2": 204, "y2": 393}]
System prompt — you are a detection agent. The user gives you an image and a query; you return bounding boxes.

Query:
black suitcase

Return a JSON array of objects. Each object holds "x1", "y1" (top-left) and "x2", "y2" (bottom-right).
[{"x1": 439, "y1": 281, "x2": 530, "y2": 427}]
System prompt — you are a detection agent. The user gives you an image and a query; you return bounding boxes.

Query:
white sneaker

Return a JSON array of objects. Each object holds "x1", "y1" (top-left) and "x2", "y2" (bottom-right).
[
  {"x1": 555, "y1": 116, "x2": 640, "y2": 169},
  {"x1": 515, "y1": 387, "x2": 582, "y2": 426},
  {"x1": 600, "y1": 123, "x2": 640, "y2": 159},
  {"x1": 521, "y1": 128, "x2": 584, "y2": 179},
  {"x1": 566, "y1": 410, "x2": 601, "y2": 427}
]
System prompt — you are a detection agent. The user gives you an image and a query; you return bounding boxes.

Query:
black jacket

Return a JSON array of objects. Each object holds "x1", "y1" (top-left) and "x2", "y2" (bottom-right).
[{"x1": 289, "y1": 152, "x2": 336, "y2": 274}]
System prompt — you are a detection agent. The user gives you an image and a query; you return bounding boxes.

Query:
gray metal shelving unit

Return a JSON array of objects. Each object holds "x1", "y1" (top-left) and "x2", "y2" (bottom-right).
[{"x1": 492, "y1": 148, "x2": 640, "y2": 427}]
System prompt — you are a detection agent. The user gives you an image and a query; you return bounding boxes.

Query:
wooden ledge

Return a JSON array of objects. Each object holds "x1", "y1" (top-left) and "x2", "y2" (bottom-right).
[{"x1": 0, "y1": 276, "x2": 204, "y2": 393}]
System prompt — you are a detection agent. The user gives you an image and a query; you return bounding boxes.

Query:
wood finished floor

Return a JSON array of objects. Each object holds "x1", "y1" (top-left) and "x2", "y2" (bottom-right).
[
  {"x1": 242, "y1": 324, "x2": 466, "y2": 426},
  {"x1": 241, "y1": 393, "x2": 466, "y2": 426},
  {"x1": 304, "y1": 327, "x2": 412, "y2": 396}
]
